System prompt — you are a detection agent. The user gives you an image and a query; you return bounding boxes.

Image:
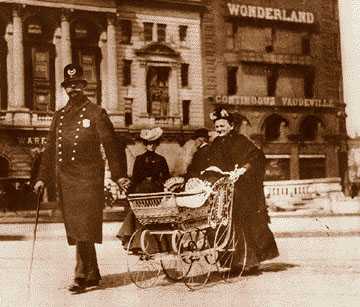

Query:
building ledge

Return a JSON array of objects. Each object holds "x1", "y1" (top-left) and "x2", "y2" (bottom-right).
[{"x1": 239, "y1": 50, "x2": 313, "y2": 66}]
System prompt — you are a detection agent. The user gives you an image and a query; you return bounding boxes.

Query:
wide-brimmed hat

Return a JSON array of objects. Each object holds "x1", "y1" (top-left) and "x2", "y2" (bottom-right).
[
  {"x1": 61, "y1": 64, "x2": 88, "y2": 88},
  {"x1": 140, "y1": 127, "x2": 163, "y2": 142},
  {"x1": 209, "y1": 108, "x2": 234, "y2": 123},
  {"x1": 194, "y1": 128, "x2": 209, "y2": 139}
]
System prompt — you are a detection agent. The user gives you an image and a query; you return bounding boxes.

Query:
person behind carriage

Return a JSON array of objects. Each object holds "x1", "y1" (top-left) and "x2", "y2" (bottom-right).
[
  {"x1": 186, "y1": 128, "x2": 210, "y2": 179},
  {"x1": 117, "y1": 127, "x2": 170, "y2": 248},
  {"x1": 205, "y1": 108, "x2": 279, "y2": 276}
]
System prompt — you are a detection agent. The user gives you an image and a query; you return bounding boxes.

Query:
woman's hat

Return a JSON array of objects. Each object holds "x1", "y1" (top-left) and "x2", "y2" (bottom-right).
[
  {"x1": 209, "y1": 108, "x2": 234, "y2": 123},
  {"x1": 61, "y1": 63, "x2": 88, "y2": 88},
  {"x1": 194, "y1": 128, "x2": 209, "y2": 139},
  {"x1": 140, "y1": 127, "x2": 163, "y2": 142}
]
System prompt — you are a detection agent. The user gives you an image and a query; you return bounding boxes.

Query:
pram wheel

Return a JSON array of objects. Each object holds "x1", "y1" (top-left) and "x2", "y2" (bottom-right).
[
  {"x1": 178, "y1": 229, "x2": 212, "y2": 290},
  {"x1": 160, "y1": 231, "x2": 184, "y2": 281},
  {"x1": 214, "y1": 224, "x2": 247, "y2": 282},
  {"x1": 126, "y1": 229, "x2": 162, "y2": 288}
]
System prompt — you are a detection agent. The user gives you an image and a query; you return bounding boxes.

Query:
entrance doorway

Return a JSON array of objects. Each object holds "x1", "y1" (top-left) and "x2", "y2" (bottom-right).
[{"x1": 146, "y1": 66, "x2": 170, "y2": 116}]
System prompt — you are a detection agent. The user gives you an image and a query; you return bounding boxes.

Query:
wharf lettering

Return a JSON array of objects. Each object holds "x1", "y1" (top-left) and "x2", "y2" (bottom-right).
[
  {"x1": 215, "y1": 96, "x2": 334, "y2": 108},
  {"x1": 227, "y1": 3, "x2": 315, "y2": 24}
]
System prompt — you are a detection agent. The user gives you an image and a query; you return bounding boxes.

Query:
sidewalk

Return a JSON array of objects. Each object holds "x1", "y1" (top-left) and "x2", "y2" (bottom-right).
[{"x1": 0, "y1": 211, "x2": 360, "y2": 240}]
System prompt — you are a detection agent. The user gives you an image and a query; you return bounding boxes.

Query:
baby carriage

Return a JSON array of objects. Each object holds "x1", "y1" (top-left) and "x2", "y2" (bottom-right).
[{"x1": 125, "y1": 167, "x2": 247, "y2": 290}]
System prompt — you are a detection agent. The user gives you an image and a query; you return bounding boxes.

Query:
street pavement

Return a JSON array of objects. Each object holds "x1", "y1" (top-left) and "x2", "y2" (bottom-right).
[{"x1": 0, "y1": 222, "x2": 360, "y2": 307}]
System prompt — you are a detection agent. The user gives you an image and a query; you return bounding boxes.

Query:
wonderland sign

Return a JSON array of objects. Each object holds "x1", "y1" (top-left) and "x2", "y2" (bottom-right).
[
  {"x1": 215, "y1": 96, "x2": 335, "y2": 108},
  {"x1": 227, "y1": 3, "x2": 315, "y2": 24}
]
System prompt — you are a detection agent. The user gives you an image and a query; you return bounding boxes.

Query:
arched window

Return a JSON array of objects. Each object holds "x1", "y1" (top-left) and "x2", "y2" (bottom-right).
[
  {"x1": 263, "y1": 114, "x2": 288, "y2": 142},
  {"x1": 299, "y1": 116, "x2": 323, "y2": 141},
  {"x1": 0, "y1": 156, "x2": 9, "y2": 177},
  {"x1": 23, "y1": 16, "x2": 55, "y2": 111},
  {"x1": 71, "y1": 19, "x2": 102, "y2": 105}
]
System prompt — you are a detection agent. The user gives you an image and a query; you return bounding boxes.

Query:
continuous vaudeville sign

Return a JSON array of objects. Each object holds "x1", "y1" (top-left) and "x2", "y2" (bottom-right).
[
  {"x1": 227, "y1": 3, "x2": 315, "y2": 24},
  {"x1": 214, "y1": 96, "x2": 335, "y2": 108}
]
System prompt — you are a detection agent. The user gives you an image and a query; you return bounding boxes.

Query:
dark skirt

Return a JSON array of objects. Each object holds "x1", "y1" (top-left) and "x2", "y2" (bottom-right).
[{"x1": 232, "y1": 208, "x2": 279, "y2": 270}]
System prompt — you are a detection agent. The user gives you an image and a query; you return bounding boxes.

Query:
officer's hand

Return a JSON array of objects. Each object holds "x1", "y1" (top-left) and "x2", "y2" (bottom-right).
[
  {"x1": 117, "y1": 178, "x2": 131, "y2": 193},
  {"x1": 34, "y1": 180, "x2": 45, "y2": 194}
]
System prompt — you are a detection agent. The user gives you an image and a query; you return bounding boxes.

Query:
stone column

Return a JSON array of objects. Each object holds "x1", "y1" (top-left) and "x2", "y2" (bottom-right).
[
  {"x1": 99, "y1": 31, "x2": 108, "y2": 108},
  {"x1": 61, "y1": 11, "x2": 72, "y2": 70},
  {"x1": 290, "y1": 144, "x2": 300, "y2": 179},
  {"x1": 168, "y1": 63, "x2": 179, "y2": 116},
  {"x1": 12, "y1": 6, "x2": 25, "y2": 109},
  {"x1": 138, "y1": 61, "x2": 148, "y2": 115},
  {"x1": 106, "y1": 15, "x2": 119, "y2": 111},
  {"x1": 54, "y1": 27, "x2": 63, "y2": 110},
  {"x1": 58, "y1": 10, "x2": 72, "y2": 109}
]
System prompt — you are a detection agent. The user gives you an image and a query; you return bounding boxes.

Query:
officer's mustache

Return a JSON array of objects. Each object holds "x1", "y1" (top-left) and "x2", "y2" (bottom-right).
[{"x1": 68, "y1": 88, "x2": 82, "y2": 96}]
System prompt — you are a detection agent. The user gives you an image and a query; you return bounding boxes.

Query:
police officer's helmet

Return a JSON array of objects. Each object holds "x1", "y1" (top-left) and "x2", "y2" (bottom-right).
[{"x1": 61, "y1": 64, "x2": 88, "y2": 88}]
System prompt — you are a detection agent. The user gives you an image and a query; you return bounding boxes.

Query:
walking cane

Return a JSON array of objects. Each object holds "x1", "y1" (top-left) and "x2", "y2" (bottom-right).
[{"x1": 27, "y1": 186, "x2": 44, "y2": 300}]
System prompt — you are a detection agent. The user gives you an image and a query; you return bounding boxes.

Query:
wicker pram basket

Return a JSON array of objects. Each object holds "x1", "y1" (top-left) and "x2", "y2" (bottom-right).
[
  {"x1": 127, "y1": 191, "x2": 210, "y2": 227},
  {"x1": 127, "y1": 176, "x2": 234, "y2": 229}
]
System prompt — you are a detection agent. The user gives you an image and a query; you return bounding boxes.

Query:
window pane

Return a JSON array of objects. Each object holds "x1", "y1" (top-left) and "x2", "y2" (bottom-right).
[
  {"x1": 179, "y1": 25, "x2": 187, "y2": 42},
  {"x1": 300, "y1": 158, "x2": 326, "y2": 179},
  {"x1": 181, "y1": 63, "x2": 189, "y2": 87},
  {"x1": 144, "y1": 22, "x2": 153, "y2": 41},
  {"x1": 157, "y1": 24, "x2": 166, "y2": 42},
  {"x1": 120, "y1": 20, "x2": 132, "y2": 44},
  {"x1": 182, "y1": 100, "x2": 190, "y2": 125},
  {"x1": 123, "y1": 60, "x2": 132, "y2": 86},
  {"x1": 227, "y1": 66, "x2": 238, "y2": 95}
]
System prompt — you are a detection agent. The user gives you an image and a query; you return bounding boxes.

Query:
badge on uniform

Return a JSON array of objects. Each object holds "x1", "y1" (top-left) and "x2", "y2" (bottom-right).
[{"x1": 82, "y1": 119, "x2": 91, "y2": 128}]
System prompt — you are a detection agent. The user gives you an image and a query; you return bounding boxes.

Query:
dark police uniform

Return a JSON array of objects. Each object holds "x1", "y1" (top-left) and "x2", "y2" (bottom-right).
[{"x1": 37, "y1": 64, "x2": 127, "y2": 286}]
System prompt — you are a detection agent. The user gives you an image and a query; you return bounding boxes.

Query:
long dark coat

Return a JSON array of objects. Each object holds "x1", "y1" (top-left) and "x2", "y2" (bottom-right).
[
  {"x1": 186, "y1": 143, "x2": 210, "y2": 179},
  {"x1": 208, "y1": 131, "x2": 279, "y2": 268},
  {"x1": 37, "y1": 94, "x2": 127, "y2": 245}
]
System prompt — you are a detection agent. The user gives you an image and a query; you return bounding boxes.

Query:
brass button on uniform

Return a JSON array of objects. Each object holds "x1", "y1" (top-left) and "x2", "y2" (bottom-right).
[
  {"x1": 58, "y1": 158, "x2": 63, "y2": 162},
  {"x1": 71, "y1": 157, "x2": 75, "y2": 161}
]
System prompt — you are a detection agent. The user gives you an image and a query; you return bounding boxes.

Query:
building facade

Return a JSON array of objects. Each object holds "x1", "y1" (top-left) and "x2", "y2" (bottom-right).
[
  {"x1": 202, "y1": 0, "x2": 347, "y2": 183},
  {"x1": 0, "y1": 0, "x2": 205, "y2": 185}
]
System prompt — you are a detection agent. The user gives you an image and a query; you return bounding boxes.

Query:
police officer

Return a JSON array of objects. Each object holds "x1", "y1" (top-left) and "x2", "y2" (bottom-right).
[{"x1": 34, "y1": 64, "x2": 130, "y2": 292}]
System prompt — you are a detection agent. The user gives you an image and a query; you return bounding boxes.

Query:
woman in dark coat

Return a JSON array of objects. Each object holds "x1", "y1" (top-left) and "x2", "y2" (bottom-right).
[
  {"x1": 117, "y1": 127, "x2": 170, "y2": 246},
  {"x1": 206, "y1": 108, "x2": 279, "y2": 275}
]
